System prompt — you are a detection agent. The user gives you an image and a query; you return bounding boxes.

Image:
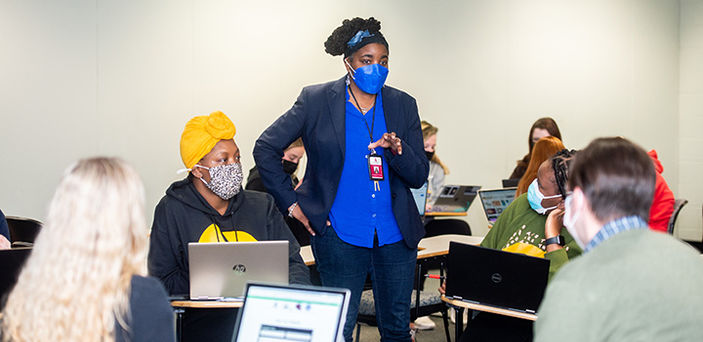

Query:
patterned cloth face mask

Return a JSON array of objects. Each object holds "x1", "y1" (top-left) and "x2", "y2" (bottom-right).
[
  {"x1": 527, "y1": 178, "x2": 561, "y2": 215},
  {"x1": 195, "y1": 162, "x2": 243, "y2": 200}
]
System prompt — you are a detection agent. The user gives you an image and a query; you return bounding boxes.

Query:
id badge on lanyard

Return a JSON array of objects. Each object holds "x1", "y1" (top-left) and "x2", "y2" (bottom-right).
[{"x1": 368, "y1": 151, "x2": 384, "y2": 181}]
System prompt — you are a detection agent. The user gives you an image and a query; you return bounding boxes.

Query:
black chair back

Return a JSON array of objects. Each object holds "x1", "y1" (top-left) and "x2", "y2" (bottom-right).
[
  {"x1": 6, "y1": 216, "x2": 42, "y2": 245},
  {"x1": 0, "y1": 247, "x2": 32, "y2": 308},
  {"x1": 424, "y1": 219, "x2": 471, "y2": 238},
  {"x1": 667, "y1": 199, "x2": 688, "y2": 235}
]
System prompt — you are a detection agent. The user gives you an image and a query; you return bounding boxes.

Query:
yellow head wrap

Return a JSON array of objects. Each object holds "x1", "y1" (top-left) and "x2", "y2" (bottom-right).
[{"x1": 180, "y1": 111, "x2": 236, "y2": 169}]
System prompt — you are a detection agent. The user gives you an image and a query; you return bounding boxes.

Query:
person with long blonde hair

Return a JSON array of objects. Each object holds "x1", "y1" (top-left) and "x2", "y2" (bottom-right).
[
  {"x1": 1, "y1": 157, "x2": 174, "y2": 342},
  {"x1": 515, "y1": 136, "x2": 566, "y2": 197},
  {"x1": 421, "y1": 120, "x2": 450, "y2": 210}
]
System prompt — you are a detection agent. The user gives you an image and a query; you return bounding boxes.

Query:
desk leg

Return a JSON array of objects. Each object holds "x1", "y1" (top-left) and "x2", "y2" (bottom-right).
[
  {"x1": 174, "y1": 308, "x2": 184, "y2": 342},
  {"x1": 454, "y1": 306, "x2": 464, "y2": 341}
]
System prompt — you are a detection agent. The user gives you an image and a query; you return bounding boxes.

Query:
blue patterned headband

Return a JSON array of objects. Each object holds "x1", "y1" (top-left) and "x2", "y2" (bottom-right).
[
  {"x1": 347, "y1": 30, "x2": 373, "y2": 48},
  {"x1": 344, "y1": 29, "x2": 388, "y2": 57}
]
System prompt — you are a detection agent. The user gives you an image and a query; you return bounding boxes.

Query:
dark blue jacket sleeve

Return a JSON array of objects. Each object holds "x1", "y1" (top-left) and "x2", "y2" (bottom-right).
[
  {"x1": 264, "y1": 194, "x2": 311, "y2": 285},
  {"x1": 253, "y1": 89, "x2": 308, "y2": 213},
  {"x1": 0, "y1": 209, "x2": 10, "y2": 241},
  {"x1": 384, "y1": 96, "x2": 429, "y2": 189}
]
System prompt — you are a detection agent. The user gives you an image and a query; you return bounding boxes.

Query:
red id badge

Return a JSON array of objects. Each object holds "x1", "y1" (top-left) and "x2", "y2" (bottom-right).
[{"x1": 368, "y1": 153, "x2": 384, "y2": 180}]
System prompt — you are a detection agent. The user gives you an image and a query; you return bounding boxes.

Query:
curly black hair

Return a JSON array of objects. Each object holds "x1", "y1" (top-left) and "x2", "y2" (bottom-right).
[
  {"x1": 324, "y1": 17, "x2": 384, "y2": 56},
  {"x1": 551, "y1": 149, "x2": 578, "y2": 199}
]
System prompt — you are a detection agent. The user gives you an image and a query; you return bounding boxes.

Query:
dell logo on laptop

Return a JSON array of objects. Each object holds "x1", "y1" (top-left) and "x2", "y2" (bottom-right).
[
  {"x1": 232, "y1": 264, "x2": 247, "y2": 275},
  {"x1": 491, "y1": 273, "x2": 503, "y2": 284}
]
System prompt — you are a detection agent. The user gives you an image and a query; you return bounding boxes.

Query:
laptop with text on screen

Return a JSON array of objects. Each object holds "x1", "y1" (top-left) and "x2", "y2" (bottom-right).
[
  {"x1": 188, "y1": 241, "x2": 288, "y2": 300},
  {"x1": 478, "y1": 188, "x2": 517, "y2": 224},
  {"x1": 232, "y1": 282, "x2": 350, "y2": 342},
  {"x1": 446, "y1": 241, "x2": 549, "y2": 314}
]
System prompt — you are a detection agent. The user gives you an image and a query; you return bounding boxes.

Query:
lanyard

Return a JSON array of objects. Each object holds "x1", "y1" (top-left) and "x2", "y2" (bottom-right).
[{"x1": 348, "y1": 86, "x2": 377, "y2": 146}]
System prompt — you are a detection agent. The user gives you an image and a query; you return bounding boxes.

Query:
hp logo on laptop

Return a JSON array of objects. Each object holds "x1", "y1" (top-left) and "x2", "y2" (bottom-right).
[
  {"x1": 232, "y1": 264, "x2": 247, "y2": 275},
  {"x1": 491, "y1": 273, "x2": 503, "y2": 284}
]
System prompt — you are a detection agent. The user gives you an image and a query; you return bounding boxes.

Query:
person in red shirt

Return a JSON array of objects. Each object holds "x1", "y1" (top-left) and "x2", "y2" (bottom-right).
[{"x1": 647, "y1": 149, "x2": 675, "y2": 232}]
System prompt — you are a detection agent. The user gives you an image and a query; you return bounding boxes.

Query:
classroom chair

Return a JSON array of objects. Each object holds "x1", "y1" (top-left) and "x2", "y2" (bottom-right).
[
  {"x1": 667, "y1": 199, "x2": 688, "y2": 235},
  {"x1": 424, "y1": 219, "x2": 471, "y2": 238},
  {"x1": 6, "y1": 216, "x2": 42, "y2": 247}
]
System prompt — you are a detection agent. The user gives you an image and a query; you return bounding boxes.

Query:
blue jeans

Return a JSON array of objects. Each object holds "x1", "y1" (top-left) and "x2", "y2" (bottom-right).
[{"x1": 311, "y1": 224, "x2": 417, "y2": 342}]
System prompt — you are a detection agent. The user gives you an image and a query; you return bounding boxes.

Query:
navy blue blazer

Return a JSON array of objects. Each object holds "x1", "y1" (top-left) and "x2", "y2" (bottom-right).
[{"x1": 253, "y1": 76, "x2": 429, "y2": 248}]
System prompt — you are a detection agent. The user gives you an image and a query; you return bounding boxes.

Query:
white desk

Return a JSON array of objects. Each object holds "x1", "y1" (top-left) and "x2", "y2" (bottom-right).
[{"x1": 299, "y1": 234, "x2": 484, "y2": 266}]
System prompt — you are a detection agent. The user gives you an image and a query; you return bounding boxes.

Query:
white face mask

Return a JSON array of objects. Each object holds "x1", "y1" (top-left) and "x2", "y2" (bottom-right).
[
  {"x1": 563, "y1": 194, "x2": 586, "y2": 249},
  {"x1": 527, "y1": 178, "x2": 561, "y2": 215}
]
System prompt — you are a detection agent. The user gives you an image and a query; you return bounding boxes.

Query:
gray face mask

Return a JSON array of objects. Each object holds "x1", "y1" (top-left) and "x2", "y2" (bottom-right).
[{"x1": 195, "y1": 163, "x2": 243, "y2": 200}]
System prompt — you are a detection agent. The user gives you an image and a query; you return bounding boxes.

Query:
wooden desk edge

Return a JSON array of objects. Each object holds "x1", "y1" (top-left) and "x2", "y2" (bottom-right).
[
  {"x1": 425, "y1": 212, "x2": 468, "y2": 217},
  {"x1": 171, "y1": 300, "x2": 243, "y2": 309},
  {"x1": 441, "y1": 296, "x2": 537, "y2": 321}
]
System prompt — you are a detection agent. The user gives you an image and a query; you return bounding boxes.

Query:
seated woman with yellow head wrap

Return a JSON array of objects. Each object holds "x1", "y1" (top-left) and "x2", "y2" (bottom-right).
[{"x1": 147, "y1": 111, "x2": 310, "y2": 342}]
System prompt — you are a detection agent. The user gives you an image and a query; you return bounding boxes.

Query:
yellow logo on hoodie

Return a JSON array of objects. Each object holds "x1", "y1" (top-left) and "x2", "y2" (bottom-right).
[
  {"x1": 503, "y1": 243, "x2": 546, "y2": 258},
  {"x1": 198, "y1": 224, "x2": 257, "y2": 243}
]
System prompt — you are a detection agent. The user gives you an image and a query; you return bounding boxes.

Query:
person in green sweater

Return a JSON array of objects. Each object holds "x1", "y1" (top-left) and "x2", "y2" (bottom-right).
[
  {"x1": 446, "y1": 149, "x2": 581, "y2": 342},
  {"x1": 535, "y1": 137, "x2": 703, "y2": 342},
  {"x1": 482, "y1": 148, "x2": 582, "y2": 280}
]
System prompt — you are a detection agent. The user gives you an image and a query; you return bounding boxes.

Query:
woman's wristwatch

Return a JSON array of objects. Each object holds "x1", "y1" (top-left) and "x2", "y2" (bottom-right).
[{"x1": 544, "y1": 235, "x2": 565, "y2": 247}]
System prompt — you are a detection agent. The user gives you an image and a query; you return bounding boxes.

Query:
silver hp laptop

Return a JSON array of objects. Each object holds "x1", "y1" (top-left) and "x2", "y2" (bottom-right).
[
  {"x1": 188, "y1": 241, "x2": 288, "y2": 300},
  {"x1": 428, "y1": 185, "x2": 481, "y2": 213},
  {"x1": 233, "y1": 282, "x2": 350, "y2": 342},
  {"x1": 478, "y1": 187, "x2": 517, "y2": 224}
]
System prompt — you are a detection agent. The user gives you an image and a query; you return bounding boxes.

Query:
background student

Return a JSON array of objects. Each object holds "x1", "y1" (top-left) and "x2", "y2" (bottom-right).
[
  {"x1": 515, "y1": 136, "x2": 565, "y2": 197},
  {"x1": 246, "y1": 138, "x2": 305, "y2": 193},
  {"x1": 422, "y1": 120, "x2": 450, "y2": 211},
  {"x1": 509, "y1": 117, "x2": 562, "y2": 181},
  {"x1": 442, "y1": 149, "x2": 581, "y2": 342},
  {"x1": 646, "y1": 149, "x2": 675, "y2": 232},
  {"x1": 254, "y1": 17, "x2": 428, "y2": 342},
  {"x1": 535, "y1": 137, "x2": 703, "y2": 341},
  {"x1": 0, "y1": 157, "x2": 174, "y2": 342},
  {"x1": 148, "y1": 111, "x2": 309, "y2": 342},
  {"x1": 246, "y1": 138, "x2": 310, "y2": 246}
]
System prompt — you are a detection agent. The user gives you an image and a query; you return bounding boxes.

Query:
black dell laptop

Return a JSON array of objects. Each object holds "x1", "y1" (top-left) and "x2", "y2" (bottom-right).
[
  {"x1": 446, "y1": 242, "x2": 549, "y2": 314},
  {"x1": 0, "y1": 247, "x2": 32, "y2": 306}
]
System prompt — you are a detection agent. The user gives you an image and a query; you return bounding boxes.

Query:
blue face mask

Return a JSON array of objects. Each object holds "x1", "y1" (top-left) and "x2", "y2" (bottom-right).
[
  {"x1": 527, "y1": 178, "x2": 561, "y2": 215},
  {"x1": 345, "y1": 59, "x2": 389, "y2": 94}
]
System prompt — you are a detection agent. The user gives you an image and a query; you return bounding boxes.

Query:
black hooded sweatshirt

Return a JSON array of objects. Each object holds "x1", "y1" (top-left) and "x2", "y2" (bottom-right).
[{"x1": 147, "y1": 177, "x2": 310, "y2": 296}]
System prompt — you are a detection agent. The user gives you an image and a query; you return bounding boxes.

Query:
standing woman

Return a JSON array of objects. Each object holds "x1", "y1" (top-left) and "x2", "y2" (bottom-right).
[{"x1": 254, "y1": 17, "x2": 428, "y2": 342}]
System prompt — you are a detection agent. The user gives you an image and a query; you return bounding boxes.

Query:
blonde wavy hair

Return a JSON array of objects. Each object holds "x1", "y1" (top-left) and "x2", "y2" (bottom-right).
[
  {"x1": 421, "y1": 120, "x2": 449, "y2": 175},
  {"x1": 1, "y1": 157, "x2": 148, "y2": 341}
]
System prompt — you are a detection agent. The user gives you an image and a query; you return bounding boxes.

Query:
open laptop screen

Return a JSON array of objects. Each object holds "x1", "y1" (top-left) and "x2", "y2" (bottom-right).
[
  {"x1": 479, "y1": 188, "x2": 517, "y2": 223},
  {"x1": 410, "y1": 181, "x2": 428, "y2": 216},
  {"x1": 233, "y1": 283, "x2": 349, "y2": 342}
]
